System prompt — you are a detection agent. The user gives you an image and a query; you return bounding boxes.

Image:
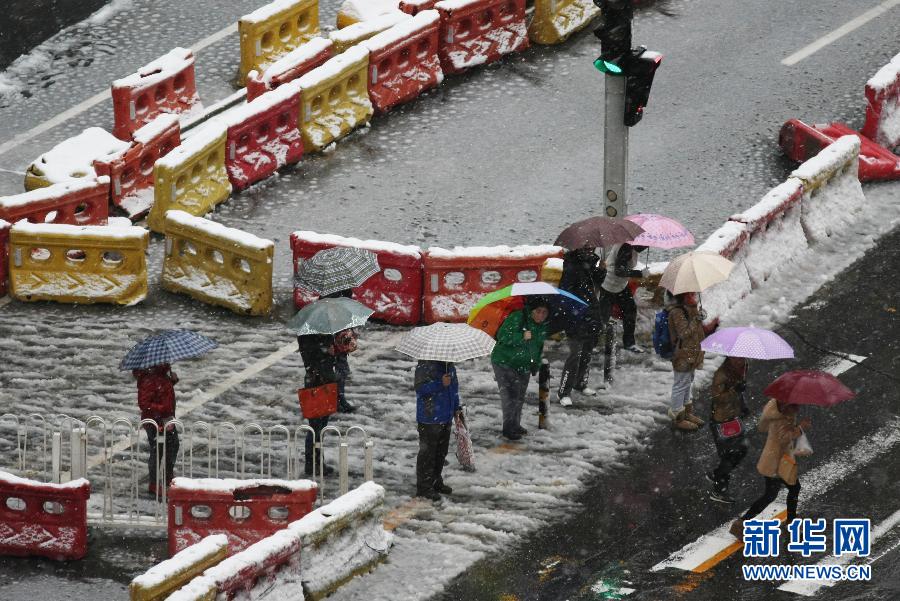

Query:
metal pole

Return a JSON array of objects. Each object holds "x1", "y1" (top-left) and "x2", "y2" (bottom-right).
[{"x1": 603, "y1": 74, "x2": 629, "y2": 218}]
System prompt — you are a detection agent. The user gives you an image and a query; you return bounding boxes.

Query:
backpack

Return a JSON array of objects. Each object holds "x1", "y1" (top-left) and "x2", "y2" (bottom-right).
[{"x1": 652, "y1": 307, "x2": 682, "y2": 359}]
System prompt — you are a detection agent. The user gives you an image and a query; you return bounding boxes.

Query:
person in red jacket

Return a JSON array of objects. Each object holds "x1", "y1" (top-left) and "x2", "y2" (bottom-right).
[{"x1": 134, "y1": 364, "x2": 180, "y2": 495}]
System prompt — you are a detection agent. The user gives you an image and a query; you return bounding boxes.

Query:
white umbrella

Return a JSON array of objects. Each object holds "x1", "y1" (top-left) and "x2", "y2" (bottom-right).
[
  {"x1": 396, "y1": 323, "x2": 495, "y2": 363},
  {"x1": 659, "y1": 251, "x2": 734, "y2": 294}
]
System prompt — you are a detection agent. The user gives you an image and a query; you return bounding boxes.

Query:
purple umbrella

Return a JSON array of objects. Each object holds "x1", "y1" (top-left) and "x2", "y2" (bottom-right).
[
  {"x1": 701, "y1": 327, "x2": 795, "y2": 360},
  {"x1": 625, "y1": 213, "x2": 695, "y2": 249}
]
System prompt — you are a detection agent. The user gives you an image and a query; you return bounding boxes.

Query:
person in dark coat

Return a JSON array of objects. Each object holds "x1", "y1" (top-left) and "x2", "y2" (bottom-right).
[
  {"x1": 134, "y1": 364, "x2": 180, "y2": 494},
  {"x1": 598, "y1": 243, "x2": 648, "y2": 353},
  {"x1": 414, "y1": 360, "x2": 461, "y2": 501},
  {"x1": 706, "y1": 356, "x2": 750, "y2": 504},
  {"x1": 323, "y1": 289, "x2": 357, "y2": 414},
  {"x1": 555, "y1": 247, "x2": 606, "y2": 407},
  {"x1": 298, "y1": 334, "x2": 339, "y2": 476}
]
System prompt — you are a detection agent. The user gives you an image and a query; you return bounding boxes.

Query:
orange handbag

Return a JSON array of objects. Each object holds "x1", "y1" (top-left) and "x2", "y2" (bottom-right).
[{"x1": 298, "y1": 382, "x2": 338, "y2": 419}]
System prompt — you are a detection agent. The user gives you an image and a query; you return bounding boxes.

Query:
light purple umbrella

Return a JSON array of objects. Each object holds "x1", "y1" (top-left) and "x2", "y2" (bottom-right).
[
  {"x1": 701, "y1": 327, "x2": 795, "y2": 360},
  {"x1": 625, "y1": 213, "x2": 695, "y2": 249}
]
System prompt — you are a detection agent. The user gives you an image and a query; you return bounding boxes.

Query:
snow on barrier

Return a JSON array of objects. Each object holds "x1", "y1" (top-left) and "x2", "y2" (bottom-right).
[
  {"x1": 0, "y1": 220, "x2": 9, "y2": 297},
  {"x1": 129, "y1": 534, "x2": 228, "y2": 601},
  {"x1": 422, "y1": 244, "x2": 563, "y2": 323},
  {"x1": 291, "y1": 230, "x2": 424, "y2": 325},
  {"x1": 167, "y1": 478, "x2": 317, "y2": 556},
  {"x1": 92, "y1": 115, "x2": 182, "y2": 219},
  {"x1": 24, "y1": 127, "x2": 129, "y2": 190},
  {"x1": 220, "y1": 81, "x2": 305, "y2": 190},
  {"x1": 8, "y1": 221, "x2": 149, "y2": 305},
  {"x1": 789, "y1": 135, "x2": 864, "y2": 245},
  {"x1": 362, "y1": 10, "x2": 443, "y2": 114},
  {"x1": 290, "y1": 481, "x2": 391, "y2": 600},
  {"x1": 297, "y1": 45, "x2": 374, "y2": 152},
  {"x1": 329, "y1": 11, "x2": 409, "y2": 53},
  {"x1": 147, "y1": 120, "x2": 231, "y2": 234},
  {"x1": 337, "y1": 0, "x2": 404, "y2": 28},
  {"x1": 527, "y1": 0, "x2": 599, "y2": 45},
  {"x1": 861, "y1": 51, "x2": 900, "y2": 150},
  {"x1": 238, "y1": 0, "x2": 321, "y2": 86},
  {"x1": 111, "y1": 48, "x2": 201, "y2": 141},
  {"x1": 0, "y1": 471, "x2": 90, "y2": 561},
  {"x1": 246, "y1": 37, "x2": 334, "y2": 102},
  {"x1": 694, "y1": 220, "x2": 752, "y2": 323},
  {"x1": 162, "y1": 211, "x2": 275, "y2": 315},
  {"x1": 434, "y1": 0, "x2": 529, "y2": 75},
  {"x1": 0, "y1": 177, "x2": 110, "y2": 226}
]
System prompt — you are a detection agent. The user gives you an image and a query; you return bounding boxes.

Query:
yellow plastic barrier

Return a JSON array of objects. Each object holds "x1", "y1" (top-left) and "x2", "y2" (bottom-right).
[
  {"x1": 528, "y1": 0, "x2": 599, "y2": 45},
  {"x1": 328, "y1": 12, "x2": 408, "y2": 53},
  {"x1": 239, "y1": 0, "x2": 321, "y2": 85},
  {"x1": 162, "y1": 210, "x2": 274, "y2": 315},
  {"x1": 297, "y1": 46, "x2": 374, "y2": 152},
  {"x1": 8, "y1": 221, "x2": 149, "y2": 306},
  {"x1": 148, "y1": 120, "x2": 231, "y2": 235},
  {"x1": 336, "y1": 0, "x2": 401, "y2": 29},
  {"x1": 540, "y1": 257, "x2": 562, "y2": 286},
  {"x1": 129, "y1": 535, "x2": 228, "y2": 601}
]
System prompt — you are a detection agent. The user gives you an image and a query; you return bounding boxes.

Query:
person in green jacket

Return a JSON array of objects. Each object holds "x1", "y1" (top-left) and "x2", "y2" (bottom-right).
[{"x1": 491, "y1": 297, "x2": 550, "y2": 440}]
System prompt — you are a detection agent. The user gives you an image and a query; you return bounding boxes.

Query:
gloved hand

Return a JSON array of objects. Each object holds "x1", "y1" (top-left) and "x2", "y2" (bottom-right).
[
  {"x1": 698, "y1": 308, "x2": 708, "y2": 321},
  {"x1": 740, "y1": 405, "x2": 750, "y2": 418}
]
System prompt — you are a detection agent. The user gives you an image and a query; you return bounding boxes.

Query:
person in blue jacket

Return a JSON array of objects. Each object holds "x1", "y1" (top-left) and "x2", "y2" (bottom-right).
[{"x1": 415, "y1": 360, "x2": 461, "y2": 501}]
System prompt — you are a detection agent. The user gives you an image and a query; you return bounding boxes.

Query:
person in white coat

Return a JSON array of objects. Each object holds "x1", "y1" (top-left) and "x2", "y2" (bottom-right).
[{"x1": 598, "y1": 243, "x2": 648, "y2": 353}]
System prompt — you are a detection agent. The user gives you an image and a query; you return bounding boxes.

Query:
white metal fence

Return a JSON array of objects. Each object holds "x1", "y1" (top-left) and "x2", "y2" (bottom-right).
[{"x1": 0, "y1": 413, "x2": 374, "y2": 529}]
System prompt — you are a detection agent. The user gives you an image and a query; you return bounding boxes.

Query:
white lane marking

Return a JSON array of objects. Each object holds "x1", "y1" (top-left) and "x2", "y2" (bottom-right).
[
  {"x1": 821, "y1": 353, "x2": 866, "y2": 377},
  {"x1": 778, "y1": 508, "x2": 900, "y2": 596},
  {"x1": 85, "y1": 340, "x2": 296, "y2": 471},
  {"x1": 651, "y1": 417, "x2": 900, "y2": 572},
  {"x1": 782, "y1": 0, "x2": 900, "y2": 66},
  {"x1": 0, "y1": 296, "x2": 11, "y2": 309},
  {"x1": 0, "y1": 23, "x2": 238, "y2": 160}
]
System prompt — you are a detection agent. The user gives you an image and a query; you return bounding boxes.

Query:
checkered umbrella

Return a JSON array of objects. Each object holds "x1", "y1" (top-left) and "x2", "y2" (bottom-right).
[
  {"x1": 396, "y1": 322, "x2": 496, "y2": 362},
  {"x1": 295, "y1": 247, "x2": 380, "y2": 297},
  {"x1": 119, "y1": 330, "x2": 218, "y2": 370}
]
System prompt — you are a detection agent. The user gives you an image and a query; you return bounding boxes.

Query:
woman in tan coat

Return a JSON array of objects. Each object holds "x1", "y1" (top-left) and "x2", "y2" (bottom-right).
[
  {"x1": 667, "y1": 292, "x2": 709, "y2": 431},
  {"x1": 730, "y1": 398, "x2": 811, "y2": 538}
]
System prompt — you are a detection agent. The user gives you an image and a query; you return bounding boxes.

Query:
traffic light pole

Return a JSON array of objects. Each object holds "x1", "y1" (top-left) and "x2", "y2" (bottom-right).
[{"x1": 603, "y1": 74, "x2": 629, "y2": 218}]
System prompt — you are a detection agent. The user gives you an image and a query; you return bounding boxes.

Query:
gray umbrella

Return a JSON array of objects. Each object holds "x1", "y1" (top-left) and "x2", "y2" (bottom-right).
[
  {"x1": 396, "y1": 323, "x2": 495, "y2": 362},
  {"x1": 295, "y1": 247, "x2": 380, "y2": 297},
  {"x1": 285, "y1": 298, "x2": 375, "y2": 335}
]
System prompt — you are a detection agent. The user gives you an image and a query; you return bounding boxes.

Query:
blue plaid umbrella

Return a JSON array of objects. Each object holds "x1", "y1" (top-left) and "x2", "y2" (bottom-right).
[{"x1": 119, "y1": 330, "x2": 218, "y2": 370}]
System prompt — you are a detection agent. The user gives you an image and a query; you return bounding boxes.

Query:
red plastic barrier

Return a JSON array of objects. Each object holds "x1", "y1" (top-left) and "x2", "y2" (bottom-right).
[
  {"x1": 291, "y1": 231, "x2": 424, "y2": 325},
  {"x1": 0, "y1": 220, "x2": 9, "y2": 297},
  {"x1": 216, "y1": 535, "x2": 301, "y2": 597},
  {"x1": 111, "y1": 48, "x2": 200, "y2": 141},
  {"x1": 0, "y1": 177, "x2": 110, "y2": 226},
  {"x1": 363, "y1": 11, "x2": 443, "y2": 114},
  {"x1": 221, "y1": 83, "x2": 304, "y2": 191},
  {"x1": 779, "y1": 119, "x2": 900, "y2": 182},
  {"x1": 729, "y1": 179, "x2": 803, "y2": 237},
  {"x1": 93, "y1": 115, "x2": 181, "y2": 219},
  {"x1": 861, "y1": 60, "x2": 900, "y2": 149},
  {"x1": 434, "y1": 0, "x2": 529, "y2": 75},
  {"x1": 0, "y1": 473, "x2": 90, "y2": 561},
  {"x1": 399, "y1": 0, "x2": 438, "y2": 16},
  {"x1": 167, "y1": 479, "x2": 317, "y2": 556},
  {"x1": 422, "y1": 246, "x2": 563, "y2": 323},
  {"x1": 246, "y1": 38, "x2": 334, "y2": 102}
]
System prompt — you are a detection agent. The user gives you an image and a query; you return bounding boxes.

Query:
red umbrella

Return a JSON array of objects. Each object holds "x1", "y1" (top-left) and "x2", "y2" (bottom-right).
[{"x1": 763, "y1": 370, "x2": 856, "y2": 407}]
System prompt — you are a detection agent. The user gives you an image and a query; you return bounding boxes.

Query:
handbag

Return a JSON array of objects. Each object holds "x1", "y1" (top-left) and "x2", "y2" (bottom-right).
[
  {"x1": 715, "y1": 417, "x2": 744, "y2": 439},
  {"x1": 297, "y1": 382, "x2": 338, "y2": 419},
  {"x1": 792, "y1": 430, "x2": 813, "y2": 457},
  {"x1": 454, "y1": 411, "x2": 476, "y2": 472},
  {"x1": 777, "y1": 452, "x2": 797, "y2": 482}
]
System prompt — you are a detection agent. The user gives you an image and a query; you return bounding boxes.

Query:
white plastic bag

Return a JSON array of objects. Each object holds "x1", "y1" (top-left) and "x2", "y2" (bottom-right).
[
  {"x1": 793, "y1": 430, "x2": 813, "y2": 457},
  {"x1": 454, "y1": 411, "x2": 476, "y2": 472}
]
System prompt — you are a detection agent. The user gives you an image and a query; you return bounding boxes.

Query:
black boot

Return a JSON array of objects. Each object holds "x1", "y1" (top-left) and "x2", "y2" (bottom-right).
[{"x1": 338, "y1": 400, "x2": 356, "y2": 414}]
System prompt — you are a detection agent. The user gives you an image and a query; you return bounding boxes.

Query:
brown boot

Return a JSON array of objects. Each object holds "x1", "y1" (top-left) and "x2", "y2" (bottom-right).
[
  {"x1": 684, "y1": 404, "x2": 705, "y2": 426},
  {"x1": 668, "y1": 408, "x2": 699, "y2": 431},
  {"x1": 729, "y1": 519, "x2": 745, "y2": 539}
]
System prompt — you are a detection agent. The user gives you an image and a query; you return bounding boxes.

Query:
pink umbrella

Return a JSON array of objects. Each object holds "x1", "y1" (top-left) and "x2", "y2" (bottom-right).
[
  {"x1": 701, "y1": 327, "x2": 795, "y2": 360},
  {"x1": 625, "y1": 213, "x2": 695, "y2": 249}
]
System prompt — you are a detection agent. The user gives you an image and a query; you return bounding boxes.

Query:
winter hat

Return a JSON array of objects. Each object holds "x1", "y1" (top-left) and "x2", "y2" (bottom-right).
[{"x1": 526, "y1": 296, "x2": 551, "y2": 312}]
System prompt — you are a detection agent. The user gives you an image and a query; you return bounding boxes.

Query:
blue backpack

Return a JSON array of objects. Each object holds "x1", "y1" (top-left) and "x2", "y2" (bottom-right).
[{"x1": 652, "y1": 308, "x2": 680, "y2": 359}]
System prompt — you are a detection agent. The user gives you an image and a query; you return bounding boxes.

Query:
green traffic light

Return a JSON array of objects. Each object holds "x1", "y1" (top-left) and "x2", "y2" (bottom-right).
[{"x1": 594, "y1": 58, "x2": 623, "y2": 75}]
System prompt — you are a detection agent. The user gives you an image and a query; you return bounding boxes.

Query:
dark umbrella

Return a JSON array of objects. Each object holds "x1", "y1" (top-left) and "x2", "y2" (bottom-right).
[
  {"x1": 554, "y1": 217, "x2": 645, "y2": 249},
  {"x1": 119, "y1": 330, "x2": 218, "y2": 370},
  {"x1": 763, "y1": 370, "x2": 856, "y2": 407},
  {"x1": 295, "y1": 247, "x2": 380, "y2": 297}
]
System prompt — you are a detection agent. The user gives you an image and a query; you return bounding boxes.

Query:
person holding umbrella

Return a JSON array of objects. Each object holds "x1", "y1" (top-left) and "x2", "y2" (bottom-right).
[
  {"x1": 120, "y1": 329, "x2": 218, "y2": 495},
  {"x1": 397, "y1": 322, "x2": 495, "y2": 501},
  {"x1": 598, "y1": 242, "x2": 649, "y2": 353},
  {"x1": 731, "y1": 370, "x2": 854, "y2": 539},
  {"x1": 491, "y1": 297, "x2": 550, "y2": 440}
]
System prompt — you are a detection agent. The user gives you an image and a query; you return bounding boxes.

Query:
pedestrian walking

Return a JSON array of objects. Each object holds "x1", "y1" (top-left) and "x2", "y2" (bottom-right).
[
  {"x1": 730, "y1": 399, "x2": 811, "y2": 538},
  {"x1": 667, "y1": 291, "x2": 709, "y2": 431},
  {"x1": 555, "y1": 247, "x2": 606, "y2": 407},
  {"x1": 598, "y1": 243, "x2": 649, "y2": 353},
  {"x1": 414, "y1": 360, "x2": 462, "y2": 501},
  {"x1": 134, "y1": 364, "x2": 180, "y2": 495},
  {"x1": 706, "y1": 357, "x2": 750, "y2": 503},
  {"x1": 491, "y1": 298, "x2": 550, "y2": 440},
  {"x1": 324, "y1": 289, "x2": 358, "y2": 414}
]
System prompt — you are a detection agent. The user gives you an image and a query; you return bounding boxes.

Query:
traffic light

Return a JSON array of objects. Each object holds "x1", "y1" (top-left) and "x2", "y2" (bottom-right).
[
  {"x1": 623, "y1": 48, "x2": 662, "y2": 127},
  {"x1": 593, "y1": 0, "x2": 633, "y2": 63}
]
